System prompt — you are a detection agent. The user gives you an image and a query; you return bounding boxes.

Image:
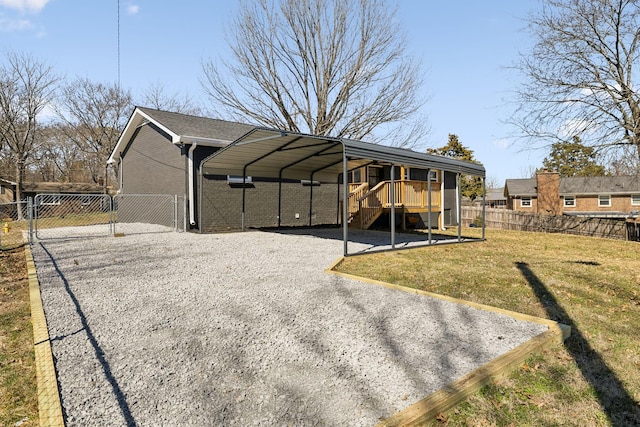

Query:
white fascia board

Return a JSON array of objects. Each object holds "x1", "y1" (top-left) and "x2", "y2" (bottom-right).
[{"x1": 107, "y1": 108, "x2": 181, "y2": 164}]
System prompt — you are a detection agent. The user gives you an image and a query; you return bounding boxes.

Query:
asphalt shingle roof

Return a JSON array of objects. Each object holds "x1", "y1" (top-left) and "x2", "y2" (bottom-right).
[
  {"x1": 137, "y1": 107, "x2": 255, "y2": 142},
  {"x1": 504, "y1": 178, "x2": 537, "y2": 197},
  {"x1": 560, "y1": 175, "x2": 640, "y2": 195}
]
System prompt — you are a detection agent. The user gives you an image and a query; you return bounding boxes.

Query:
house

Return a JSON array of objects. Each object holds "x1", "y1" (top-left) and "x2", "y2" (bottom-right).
[
  {"x1": 108, "y1": 107, "x2": 486, "y2": 236},
  {"x1": 0, "y1": 179, "x2": 105, "y2": 203},
  {"x1": 474, "y1": 187, "x2": 507, "y2": 208},
  {"x1": 504, "y1": 171, "x2": 640, "y2": 218},
  {"x1": 0, "y1": 178, "x2": 16, "y2": 203}
]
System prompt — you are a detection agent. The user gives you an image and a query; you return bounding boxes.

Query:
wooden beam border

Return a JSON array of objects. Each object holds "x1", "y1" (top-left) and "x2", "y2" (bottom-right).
[
  {"x1": 26, "y1": 244, "x2": 65, "y2": 427},
  {"x1": 325, "y1": 257, "x2": 570, "y2": 426}
]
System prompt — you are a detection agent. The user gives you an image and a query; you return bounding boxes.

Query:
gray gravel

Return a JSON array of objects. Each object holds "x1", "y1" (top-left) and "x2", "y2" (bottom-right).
[{"x1": 32, "y1": 226, "x2": 548, "y2": 426}]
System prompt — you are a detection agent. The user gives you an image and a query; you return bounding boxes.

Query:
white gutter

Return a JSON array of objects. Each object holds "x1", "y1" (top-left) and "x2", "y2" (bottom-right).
[{"x1": 188, "y1": 143, "x2": 198, "y2": 226}]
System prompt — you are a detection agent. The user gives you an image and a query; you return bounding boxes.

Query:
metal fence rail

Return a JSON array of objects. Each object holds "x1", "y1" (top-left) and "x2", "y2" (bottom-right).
[{"x1": 0, "y1": 200, "x2": 30, "y2": 249}]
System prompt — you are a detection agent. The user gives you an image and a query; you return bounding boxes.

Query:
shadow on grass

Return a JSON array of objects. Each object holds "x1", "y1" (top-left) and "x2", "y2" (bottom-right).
[
  {"x1": 515, "y1": 262, "x2": 640, "y2": 426},
  {"x1": 39, "y1": 243, "x2": 136, "y2": 427}
]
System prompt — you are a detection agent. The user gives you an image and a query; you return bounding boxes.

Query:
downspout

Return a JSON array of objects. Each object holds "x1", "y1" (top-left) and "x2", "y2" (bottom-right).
[{"x1": 188, "y1": 143, "x2": 197, "y2": 226}]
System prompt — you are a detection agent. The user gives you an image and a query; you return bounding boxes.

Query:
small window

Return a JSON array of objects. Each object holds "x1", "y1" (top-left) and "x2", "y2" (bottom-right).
[
  {"x1": 521, "y1": 197, "x2": 532, "y2": 208},
  {"x1": 632, "y1": 194, "x2": 640, "y2": 206},
  {"x1": 564, "y1": 196, "x2": 575, "y2": 207},
  {"x1": 40, "y1": 195, "x2": 61, "y2": 205},
  {"x1": 227, "y1": 175, "x2": 254, "y2": 188},
  {"x1": 428, "y1": 170, "x2": 438, "y2": 181},
  {"x1": 598, "y1": 195, "x2": 611, "y2": 207}
]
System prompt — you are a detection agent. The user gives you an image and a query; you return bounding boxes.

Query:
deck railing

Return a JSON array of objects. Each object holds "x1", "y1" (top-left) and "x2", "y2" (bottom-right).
[{"x1": 347, "y1": 180, "x2": 441, "y2": 228}]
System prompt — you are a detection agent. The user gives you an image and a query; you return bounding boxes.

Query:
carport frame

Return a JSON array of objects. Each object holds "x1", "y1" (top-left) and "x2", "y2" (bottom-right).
[{"x1": 200, "y1": 128, "x2": 486, "y2": 256}]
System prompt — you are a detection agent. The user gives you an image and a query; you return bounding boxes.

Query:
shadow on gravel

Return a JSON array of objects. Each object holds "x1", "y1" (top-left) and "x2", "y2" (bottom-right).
[
  {"x1": 39, "y1": 243, "x2": 136, "y2": 427},
  {"x1": 516, "y1": 262, "x2": 640, "y2": 426}
]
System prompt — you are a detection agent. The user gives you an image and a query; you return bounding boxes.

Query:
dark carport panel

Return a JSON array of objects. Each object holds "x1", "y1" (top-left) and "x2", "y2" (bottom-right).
[{"x1": 200, "y1": 128, "x2": 486, "y2": 255}]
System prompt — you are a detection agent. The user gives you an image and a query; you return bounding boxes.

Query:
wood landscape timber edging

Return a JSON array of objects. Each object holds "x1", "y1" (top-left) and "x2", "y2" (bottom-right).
[
  {"x1": 25, "y1": 244, "x2": 65, "y2": 427},
  {"x1": 326, "y1": 258, "x2": 571, "y2": 426}
]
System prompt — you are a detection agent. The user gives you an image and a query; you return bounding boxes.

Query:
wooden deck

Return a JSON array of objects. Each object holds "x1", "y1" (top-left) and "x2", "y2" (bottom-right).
[{"x1": 347, "y1": 180, "x2": 441, "y2": 229}]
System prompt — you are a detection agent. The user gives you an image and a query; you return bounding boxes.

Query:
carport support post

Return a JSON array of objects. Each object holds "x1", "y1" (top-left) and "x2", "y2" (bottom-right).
[
  {"x1": 343, "y1": 153, "x2": 349, "y2": 256},
  {"x1": 242, "y1": 168, "x2": 247, "y2": 232},
  {"x1": 390, "y1": 165, "x2": 396, "y2": 249},
  {"x1": 457, "y1": 173, "x2": 462, "y2": 242},
  {"x1": 482, "y1": 177, "x2": 486, "y2": 240}
]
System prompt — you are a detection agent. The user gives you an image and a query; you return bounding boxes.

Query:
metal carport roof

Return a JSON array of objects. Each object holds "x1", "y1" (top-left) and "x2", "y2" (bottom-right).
[
  {"x1": 200, "y1": 127, "x2": 486, "y2": 255},
  {"x1": 201, "y1": 128, "x2": 485, "y2": 180}
]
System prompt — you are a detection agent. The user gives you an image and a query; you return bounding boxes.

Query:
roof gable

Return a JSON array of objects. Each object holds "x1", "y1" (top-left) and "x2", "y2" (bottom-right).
[{"x1": 108, "y1": 107, "x2": 255, "y2": 163}]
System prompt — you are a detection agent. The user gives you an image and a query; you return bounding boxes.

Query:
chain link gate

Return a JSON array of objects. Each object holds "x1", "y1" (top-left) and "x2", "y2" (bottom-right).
[{"x1": 34, "y1": 194, "x2": 113, "y2": 240}]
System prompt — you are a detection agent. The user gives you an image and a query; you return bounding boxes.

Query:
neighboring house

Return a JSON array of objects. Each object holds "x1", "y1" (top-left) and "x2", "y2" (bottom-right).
[
  {"x1": 0, "y1": 179, "x2": 104, "y2": 203},
  {"x1": 474, "y1": 188, "x2": 507, "y2": 208},
  {"x1": 505, "y1": 171, "x2": 640, "y2": 218},
  {"x1": 0, "y1": 178, "x2": 17, "y2": 203},
  {"x1": 109, "y1": 107, "x2": 485, "y2": 233}
]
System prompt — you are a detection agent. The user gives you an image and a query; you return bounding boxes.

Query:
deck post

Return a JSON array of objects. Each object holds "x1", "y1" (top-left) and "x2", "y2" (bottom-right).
[
  {"x1": 427, "y1": 169, "x2": 432, "y2": 244},
  {"x1": 390, "y1": 165, "x2": 396, "y2": 249}
]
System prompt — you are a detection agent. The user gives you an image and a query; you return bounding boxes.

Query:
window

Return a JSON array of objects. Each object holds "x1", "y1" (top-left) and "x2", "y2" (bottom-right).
[
  {"x1": 227, "y1": 175, "x2": 254, "y2": 188},
  {"x1": 40, "y1": 194, "x2": 61, "y2": 205},
  {"x1": 428, "y1": 170, "x2": 438, "y2": 181},
  {"x1": 632, "y1": 194, "x2": 640, "y2": 206},
  {"x1": 564, "y1": 196, "x2": 575, "y2": 207},
  {"x1": 598, "y1": 195, "x2": 611, "y2": 207},
  {"x1": 520, "y1": 197, "x2": 532, "y2": 208}
]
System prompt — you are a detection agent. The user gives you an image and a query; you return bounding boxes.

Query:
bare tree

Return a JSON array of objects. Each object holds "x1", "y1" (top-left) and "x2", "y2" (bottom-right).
[
  {"x1": 0, "y1": 52, "x2": 58, "y2": 217},
  {"x1": 55, "y1": 78, "x2": 132, "y2": 190},
  {"x1": 511, "y1": 0, "x2": 640, "y2": 161},
  {"x1": 139, "y1": 81, "x2": 203, "y2": 115},
  {"x1": 201, "y1": 0, "x2": 427, "y2": 146}
]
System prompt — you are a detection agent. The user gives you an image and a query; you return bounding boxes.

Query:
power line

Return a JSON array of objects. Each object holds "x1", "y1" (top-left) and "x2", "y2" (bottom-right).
[{"x1": 117, "y1": 0, "x2": 121, "y2": 88}]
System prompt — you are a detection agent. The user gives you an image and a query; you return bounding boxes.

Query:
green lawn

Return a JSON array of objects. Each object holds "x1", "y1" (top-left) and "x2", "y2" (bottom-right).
[{"x1": 337, "y1": 228, "x2": 640, "y2": 426}]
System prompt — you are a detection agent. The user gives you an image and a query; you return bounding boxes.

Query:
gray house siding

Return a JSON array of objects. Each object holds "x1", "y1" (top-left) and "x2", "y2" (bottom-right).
[
  {"x1": 120, "y1": 124, "x2": 185, "y2": 196},
  {"x1": 443, "y1": 171, "x2": 458, "y2": 226},
  {"x1": 200, "y1": 176, "x2": 340, "y2": 231}
]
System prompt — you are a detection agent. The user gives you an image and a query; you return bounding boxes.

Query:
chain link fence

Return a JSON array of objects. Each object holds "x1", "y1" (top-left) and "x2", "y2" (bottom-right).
[
  {"x1": 0, "y1": 200, "x2": 30, "y2": 249},
  {"x1": 34, "y1": 194, "x2": 113, "y2": 240},
  {"x1": 1, "y1": 193, "x2": 185, "y2": 248},
  {"x1": 113, "y1": 194, "x2": 185, "y2": 235}
]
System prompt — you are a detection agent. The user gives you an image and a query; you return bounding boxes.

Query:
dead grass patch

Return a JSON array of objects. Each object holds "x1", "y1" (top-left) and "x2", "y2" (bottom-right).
[{"x1": 0, "y1": 245, "x2": 37, "y2": 426}]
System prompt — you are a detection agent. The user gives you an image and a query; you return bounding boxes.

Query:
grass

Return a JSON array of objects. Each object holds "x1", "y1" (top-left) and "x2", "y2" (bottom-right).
[
  {"x1": 0, "y1": 245, "x2": 37, "y2": 426},
  {"x1": 336, "y1": 227, "x2": 640, "y2": 426}
]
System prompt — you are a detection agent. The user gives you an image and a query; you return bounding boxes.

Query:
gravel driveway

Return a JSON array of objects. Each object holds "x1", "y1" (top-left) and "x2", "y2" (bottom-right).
[{"x1": 32, "y1": 227, "x2": 548, "y2": 426}]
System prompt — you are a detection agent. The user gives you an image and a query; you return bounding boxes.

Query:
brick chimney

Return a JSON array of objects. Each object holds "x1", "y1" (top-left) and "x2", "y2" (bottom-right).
[{"x1": 536, "y1": 170, "x2": 561, "y2": 215}]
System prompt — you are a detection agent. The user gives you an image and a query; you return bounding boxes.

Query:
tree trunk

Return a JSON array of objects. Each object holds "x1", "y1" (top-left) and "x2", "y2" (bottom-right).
[{"x1": 15, "y1": 160, "x2": 24, "y2": 221}]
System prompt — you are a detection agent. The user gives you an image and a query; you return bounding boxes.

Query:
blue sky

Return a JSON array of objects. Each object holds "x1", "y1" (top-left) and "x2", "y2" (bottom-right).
[{"x1": 0, "y1": 0, "x2": 546, "y2": 185}]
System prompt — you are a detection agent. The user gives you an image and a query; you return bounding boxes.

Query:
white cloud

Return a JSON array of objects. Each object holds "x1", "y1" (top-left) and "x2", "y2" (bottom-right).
[
  {"x1": 126, "y1": 4, "x2": 139, "y2": 15},
  {"x1": 492, "y1": 138, "x2": 511, "y2": 149},
  {"x1": 0, "y1": 0, "x2": 50, "y2": 13},
  {"x1": 0, "y1": 14, "x2": 32, "y2": 31}
]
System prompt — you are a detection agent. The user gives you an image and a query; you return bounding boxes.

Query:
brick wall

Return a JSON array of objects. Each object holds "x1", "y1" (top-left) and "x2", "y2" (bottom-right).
[
  {"x1": 200, "y1": 176, "x2": 341, "y2": 231},
  {"x1": 563, "y1": 194, "x2": 635, "y2": 213},
  {"x1": 120, "y1": 124, "x2": 185, "y2": 196}
]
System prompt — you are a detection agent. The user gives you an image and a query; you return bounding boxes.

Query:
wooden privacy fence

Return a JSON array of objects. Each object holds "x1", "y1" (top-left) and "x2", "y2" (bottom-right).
[{"x1": 461, "y1": 206, "x2": 634, "y2": 241}]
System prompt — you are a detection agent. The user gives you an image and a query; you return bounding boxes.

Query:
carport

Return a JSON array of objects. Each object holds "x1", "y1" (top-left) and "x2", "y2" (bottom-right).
[{"x1": 200, "y1": 128, "x2": 486, "y2": 256}]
